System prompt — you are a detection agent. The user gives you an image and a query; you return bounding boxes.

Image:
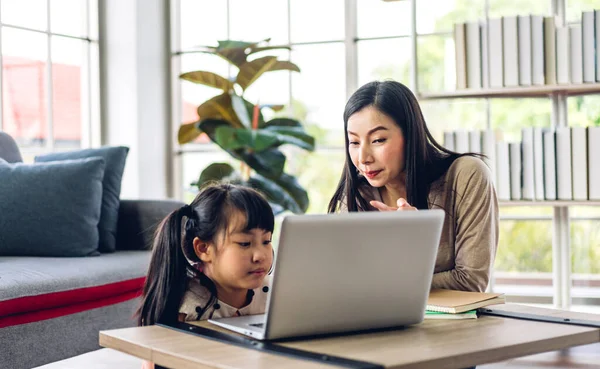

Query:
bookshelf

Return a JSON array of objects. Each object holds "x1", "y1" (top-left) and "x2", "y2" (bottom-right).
[
  {"x1": 414, "y1": 6, "x2": 600, "y2": 311},
  {"x1": 418, "y1": 83, "x2": 600, "y2": 100}
]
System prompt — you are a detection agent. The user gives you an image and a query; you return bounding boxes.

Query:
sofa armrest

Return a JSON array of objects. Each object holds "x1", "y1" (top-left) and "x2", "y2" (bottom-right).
[{"x1": 116, "y1": 199, "x2": 185, "y2": 251}]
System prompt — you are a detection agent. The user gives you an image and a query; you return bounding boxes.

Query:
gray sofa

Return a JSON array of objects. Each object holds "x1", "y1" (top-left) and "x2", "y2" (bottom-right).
[{"x1": 0, "y1": 133, "x2": 183, "y2": 369}]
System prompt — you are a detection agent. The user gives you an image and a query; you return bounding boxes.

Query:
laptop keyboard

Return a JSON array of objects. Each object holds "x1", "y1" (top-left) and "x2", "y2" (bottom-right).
[{"x1": 250, "y1": 323, "x2": 265, "y2": 328}]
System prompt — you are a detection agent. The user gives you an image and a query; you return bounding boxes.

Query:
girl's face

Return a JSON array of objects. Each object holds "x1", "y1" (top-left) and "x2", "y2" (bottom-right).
[
  {"x1": 198, "y1": 211, "x2": 273, "y2": 292},
  {"x1": 347, "y1": 106, "x2": 405, "y2": 188}
]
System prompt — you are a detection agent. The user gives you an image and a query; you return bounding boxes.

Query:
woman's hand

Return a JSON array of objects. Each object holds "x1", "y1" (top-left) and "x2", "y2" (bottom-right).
[{"x1": 369, "y1": 198, "x2": 418, "y2": 211}]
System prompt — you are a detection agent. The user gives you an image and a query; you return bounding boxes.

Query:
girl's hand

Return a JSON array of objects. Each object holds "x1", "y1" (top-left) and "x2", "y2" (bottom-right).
[{"x1": 369, "y1": 198, "x2": 418, "y2": 212}]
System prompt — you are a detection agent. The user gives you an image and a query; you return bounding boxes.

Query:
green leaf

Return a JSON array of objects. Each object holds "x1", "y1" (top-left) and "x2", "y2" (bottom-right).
[
  {"x1": 267, "y1": 61, "x2": 301, "y2": 73},
  {"x1": 231, "y1": 93, "x2": 251, "y2": 128},
  {"x1": 217, "y1": 40, "x2": 257, "y2": 50},
  {"x1": 198, "y1": 163, "x2": 238, "y2": 185},
  {"x1": 236, "y1": 56, "x2": 278, "y2": 90},
  {"x1": 180, "y1": 71, "x2": 234, "y2": 91},
  {"x1": 274, "y1": 173, "x2": 309, "y2": 213},
  {"x1": 197, "y1": 93, "x2": 244, "y2": 128},
  {"x1": 243, "y1": 148, "x2": 286, "y2": 178},
  {"x1": 196, "y1": 119, "x2": 243, "y2": 160},
  {"x1": 264, "y1": 126, "x2": 315, "y2": 151},
  {"x1": 248, "y1": 174, "x2": 303, "y2": 214},
  {"x1": 264, "y1": 118, "x2": 303, "y2": 128},
  {"x1": 214, "y1": 127, "x2": 279, "y2": 152},
  {"x1": 248, "y1": 45, "x2": 292, "y2": 55},
  {"x1": 178, "y1": 121, "x2": 202, "y2": 144}
]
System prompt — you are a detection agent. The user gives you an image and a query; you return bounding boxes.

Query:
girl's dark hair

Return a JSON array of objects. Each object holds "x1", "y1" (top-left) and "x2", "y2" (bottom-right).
[
  {"x1": 328, "y1": 80, "x2": 482, "y2": 212},
  {"x1": 136, "y1": 183, "x2": 274, "y2": 326}
]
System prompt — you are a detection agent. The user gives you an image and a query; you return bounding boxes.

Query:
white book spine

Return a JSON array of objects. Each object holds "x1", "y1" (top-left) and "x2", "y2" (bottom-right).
[
  {"x1": 571, "y1": 127, "x2": 588, "y2": 201},
  {"x1": 555, "y1": 127, "x2": 573, "y2": 200},
  {"x1": 482, "y1": 129, "x2": 497, "y2": 185},
  {"x1": 503, "y1": 16, "x2": 520, "y2": 87},
  {"x1": 466, "y1": 22, "x2": 482, "y2": 89},
  {"x1": 521, "y1": 127, "x2": 535, "y2": 200},
  {"x1": 454, "y1": 130, "x2": 470, "y2": 153},
  {"x1": 544, "y1": 17, "x2": 557, "y2": 85},
  {"x1": 596, "y1": 10, "x2": 600, "y2": 82},
  {"x1": 570, "y1": 25, "x2": 583, "y2": 84},
  {"x1": 531, "y1": 15, "x2": 545, "y2": 85},
  {"x1": 543, "y1": 130, "x2": 557, "y2": 200},
  {"x1": 588, "y1": 127, "x2": 600, "y2": 200},
  {"x1": 509, "y1": 142, "x2": 523, "y2": 200},
  {"x1": 582, "y1": 11, "x2": 596, "y2": 83},
  {"x1": 481, "y1": 23, "x2": 490, "y2": 89},
  {"x1": 556, "y1": 27, "x2": 571, "y2": 84},
  {"x1": 518, "y1": 15, "x2": 532, "y2": 86},
  {"x1": 444, "y1": 131, "x2": 455, "y2": 151},
  {"x1": 496, "y1": 141, "x2": 511, "y2": 201},
  {"x1": 469, "y1": 130, "x2": 482, "y2": 154},
  {"x1": 489, "y1": 18, "x2": 504, "y2": 88},
  {"x1": 455, "y1": 23, "x2": 468, "y2": 89},
  {"x1": 533, "y1": 127, "x2": 545, "y2": 200}
]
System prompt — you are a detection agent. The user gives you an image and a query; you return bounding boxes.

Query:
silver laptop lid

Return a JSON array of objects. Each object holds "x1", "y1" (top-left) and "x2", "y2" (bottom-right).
[{"x1": 264, "y1": 209, "x2": 445, "y2": 340}]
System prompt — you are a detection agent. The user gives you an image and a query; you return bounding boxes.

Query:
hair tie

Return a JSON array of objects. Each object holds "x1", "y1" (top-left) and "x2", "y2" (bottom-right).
[{"x1": 180, "y1": 204, "x2": 195, "y2": 219}]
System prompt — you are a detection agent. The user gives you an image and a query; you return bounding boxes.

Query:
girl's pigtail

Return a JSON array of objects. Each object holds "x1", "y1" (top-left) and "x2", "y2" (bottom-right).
[{"x1": 136, "y1": 207, "x2": 188, "y2": 326}]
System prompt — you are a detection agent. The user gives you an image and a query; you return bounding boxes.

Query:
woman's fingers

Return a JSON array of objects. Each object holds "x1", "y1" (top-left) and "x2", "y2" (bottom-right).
[
  {"x1": 396, "y1": 198, "x2": 417, "y2": 211},
  {"x1": 369, "y1": 200, "x2": 397, "y2": 211}
]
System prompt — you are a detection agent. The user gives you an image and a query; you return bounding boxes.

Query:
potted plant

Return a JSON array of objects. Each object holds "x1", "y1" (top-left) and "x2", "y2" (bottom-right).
[{"x1": 177, "y1": 39, "x2": 315, "y2": 215}]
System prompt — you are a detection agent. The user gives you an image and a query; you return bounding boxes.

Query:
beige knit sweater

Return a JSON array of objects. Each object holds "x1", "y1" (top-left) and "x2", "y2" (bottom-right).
[{"x1": 339, "y1": 156, "x2": 499, "y2": 292}]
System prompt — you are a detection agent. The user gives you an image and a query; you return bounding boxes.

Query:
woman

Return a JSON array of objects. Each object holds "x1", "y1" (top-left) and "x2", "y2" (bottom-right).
[{"x1": 328, "y1": 80, "x2": 498, "y2": 292}]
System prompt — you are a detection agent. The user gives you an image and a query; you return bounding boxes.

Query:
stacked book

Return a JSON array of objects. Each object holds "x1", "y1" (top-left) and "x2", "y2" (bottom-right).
[
  {"x1": 454, "y1": 10, "x2": 600, "y2": 89},
  {"x1": 443, "y1": 127, "x2": 600, "y2": 202},
  {"x1": 425, "y1": 289, "x2": 505, "y2": 320}
]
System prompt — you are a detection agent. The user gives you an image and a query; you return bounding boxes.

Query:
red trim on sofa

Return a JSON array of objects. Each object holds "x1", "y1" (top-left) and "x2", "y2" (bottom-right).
[
  {"x1": 0, "y1": 277, "x2": 145, "y2": 318},
  {"x1": 0, "y1": 290, "x2": 141, "y2": 328}
]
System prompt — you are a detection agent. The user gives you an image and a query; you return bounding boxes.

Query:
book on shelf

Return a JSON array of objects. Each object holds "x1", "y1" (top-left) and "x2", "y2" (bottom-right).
[
  {"x1": 555, "y1": 127, "x2": 573, "y2": 200},
  {"x1": 595, "y1": 10, "x2": 600, "y2": 82},
  {"x1": 425, "y1": 310, "x2": 478, "y2": 320},
  {"x1": 569, "y1": 25, "x2": 584, "y2": 85},
  {"x1": 496, "y1": 141, "x2": 511, "y2": 201},
  {"x1": 589, "y1": 127, "x2": 600, "y2": 200},
  {"x1": 543, "y1": 16, "x2": 557, "y2": 85},
  {"x1": 571, "y1": 127, "x2": 588, "y2": 201},
  {"x1": 521, "y1": 127, "x2": 535, "y2": 200},
  {"x1": 454, "y1": 23, "x2": 468, "y2": 90},
  {"x1": 502, "y1": 16, "x2": 519, "y2": 87},
  {"x1": 533, "y1": 127, "x2": 546, "y2": 201},
  {"x1": 509, "y1": 142, "x2": 522, "y2": 200},
  {"x1": 466, "y1": 21, "x2": 482, "y2": 89},
  {"x1": 543, "y1": 129, "x2": 557, "y2": 200},
  {"x1": 531, "y1": 15, "x2": 545, "y2": 86},
  {"x1": 556, "y1": 27, "x2": 571, "y2": 85},
  {"x1": 488, "y1": 18, "x2": 504, "y2": 88},
  {"x1": 427, "y1": 289, "x2": 505, "y2": 314},
  {"x1": 582, "y1": 11, "x2": 595, "y2": 83},
  {"x1": 518, "y1": 15, "x2": 532, "y2": 86}
]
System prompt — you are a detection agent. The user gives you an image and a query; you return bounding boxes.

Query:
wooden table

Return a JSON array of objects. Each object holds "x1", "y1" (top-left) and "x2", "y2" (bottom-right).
[{"x1": 99, "y1": 304, "x2": 600, "y2": 369}]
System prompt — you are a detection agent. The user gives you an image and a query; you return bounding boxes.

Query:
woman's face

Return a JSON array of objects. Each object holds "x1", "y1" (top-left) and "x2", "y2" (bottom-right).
[{"x1": 347, "y1": 106, "x2": 405, "y2": 188}]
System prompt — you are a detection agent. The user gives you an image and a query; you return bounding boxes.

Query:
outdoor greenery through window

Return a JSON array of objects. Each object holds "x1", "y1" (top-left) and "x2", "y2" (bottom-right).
[
  {"x1": 1, "y1": 0, "x2": 99, "y2": 158},
  {"x1": 173, "y1": 0, "x2": 600, "y2": 307}
]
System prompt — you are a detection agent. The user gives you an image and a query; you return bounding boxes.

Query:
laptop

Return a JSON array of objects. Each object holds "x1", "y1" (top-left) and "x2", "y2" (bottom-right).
[{"x1": 208, "y1": 209, "x2": 445, "y2": 341}]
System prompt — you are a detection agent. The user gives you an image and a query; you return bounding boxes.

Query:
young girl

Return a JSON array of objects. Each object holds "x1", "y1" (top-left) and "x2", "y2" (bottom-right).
[{"x1": 137, "y1": 183, "x2": 274, "y2": 369}]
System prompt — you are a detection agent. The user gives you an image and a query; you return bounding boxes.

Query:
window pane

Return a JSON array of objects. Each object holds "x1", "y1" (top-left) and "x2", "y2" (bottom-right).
[
  {"x1": 357, "y1": 0, "x2": 410, "y2": 38},
  {"x1": 179, "y1": 0, "x2": 227, "y2": 50},
  {"x1": 357, "y1": 38, "x2": 410, "y2": 87},
  {"x1": 2, "y1": 28, "x2": 48, "y2": 147},
  {"x1": 567, "y1": 0, "x2": 600, "y2": 23},
  {"x1": 490, "y1": 98, "x2": 551, "y2": 142},
  {"x1": 290, "y1": 0, "x2": 344, "y2": 43},
  {"x1": 291, "y1": 43, "x2": 346, "y2": 147},
  {"x1": 493, "y1": 218, "x2": 554, "y2": 297},
  {"x1": 1, "y1": 0, "x2": 47, "y2": 31},
  {"x1": 571, "y1": 218, "x2": 600, "y2": 302},
  {"x1": 417, "y1": 34, "x2": 455, "y2": 93},
  {"x1": 229, "y1": 0, "x2": 288, "y2": 45},
  {"x1": 50, "y1": 0, "x2": 87, "y2": 37},
  {"x1": 244, "y1": 49, "x2": 290, "y2": 107},
  {"x1": 420, "y1": 99, "x2": 488, "y2": 142},
  {"x1": 284, "y1": 148, "x2": 345, "y2": 214},
  {"x1": 488, "y1": 0, "x2": 551, "y2": 18},
  {"x1": 568, "y1": 95, "x2": 600, "y2": 127},
  {"x1": 181, "y1": 151, "x2": 233, "y2": 202},
  {"x1": 52, "y1": 36, "x2": 84, "y2": 149},
  {"x1": 417, "y1": 0, "x2": 484, "y2": 34}
]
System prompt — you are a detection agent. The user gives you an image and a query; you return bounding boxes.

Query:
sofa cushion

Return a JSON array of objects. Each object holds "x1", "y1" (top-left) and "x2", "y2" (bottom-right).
[
  {"x1": 0, "y1": 251, "x2": 150, "y2": 327},
  {"x1": 35, "y1": 146, "x2": 129, "y2": 253},
  {"x1": 0, "y1": 157, "x2": 105, "y2": 257},
  {"x1": 0, "y1": 132, "x2": 23, "y2": 163}
]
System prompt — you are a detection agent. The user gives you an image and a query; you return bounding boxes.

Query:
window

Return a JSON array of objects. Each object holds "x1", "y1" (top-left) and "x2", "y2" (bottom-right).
[{"x1": 1, "y1": 0, "x2": 99, "y2": 156}]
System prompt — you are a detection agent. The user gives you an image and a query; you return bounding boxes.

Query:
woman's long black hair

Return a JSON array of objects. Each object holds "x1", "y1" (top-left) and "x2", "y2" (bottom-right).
[
  {"x1": 136, "y1": 183, "x2": 274, "y2": 326},
  {"x1": 328, "y1": 80, "x2": 482, "y2": 212}
]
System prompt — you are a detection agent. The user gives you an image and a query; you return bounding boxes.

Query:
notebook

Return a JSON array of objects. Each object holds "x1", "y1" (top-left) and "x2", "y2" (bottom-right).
[
  {"x1": 425, "y1": 310, "x2": 478, "y2": 320},
  {"x1": 427, "y1": 289, "x2": 505, "y2": 314}
]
